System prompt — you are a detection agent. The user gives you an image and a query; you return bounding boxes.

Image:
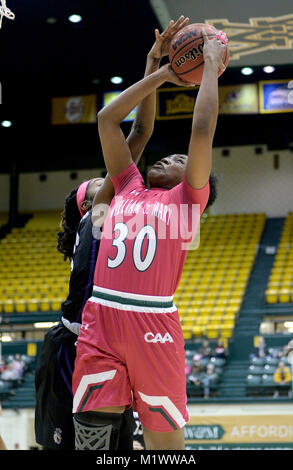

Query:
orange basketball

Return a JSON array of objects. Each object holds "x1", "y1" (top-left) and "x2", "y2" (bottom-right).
[{"x1": 169, "y1": 23, "x2": 229, "y2": 84}]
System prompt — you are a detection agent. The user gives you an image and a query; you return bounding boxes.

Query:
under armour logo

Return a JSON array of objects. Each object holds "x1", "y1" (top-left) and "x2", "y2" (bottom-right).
[{"x1": 81, "y1": 323, "x2": 89, "y2": 331}]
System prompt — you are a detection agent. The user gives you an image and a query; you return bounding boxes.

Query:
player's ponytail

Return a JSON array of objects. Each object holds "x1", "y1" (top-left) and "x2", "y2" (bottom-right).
[{"x1": 57, "y1": 188, "x2": 81, "y2": 260}]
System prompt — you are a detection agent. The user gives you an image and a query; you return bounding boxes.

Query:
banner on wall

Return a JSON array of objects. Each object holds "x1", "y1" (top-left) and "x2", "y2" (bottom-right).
[
  {"x1": 156, "y1": 84, "x2": 259, "y2": 120},
  {"x1": 185, "y1": 414, "x2": 293, "y2": 449},
  {"x1": 102, "y1": 91, "x2": 136, "y2": 122},
  {"x1": 259, "y1": 79, "x2": 293, "y2": 114},
  {"x1": 219, "y1": 84, "x2": 258, "y2": 114},
  {"x1": 51, "y1": 94, "x2": 97, "y2": 125},
  {"x1": 156, "y1": 87, "x2": 196, "y2": 120}
]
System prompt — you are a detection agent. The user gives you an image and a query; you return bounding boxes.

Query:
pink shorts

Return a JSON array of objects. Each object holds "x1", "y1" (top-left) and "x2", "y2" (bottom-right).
[{"x1": 72, "y1": 289, "x2": 189, "y2": 433}]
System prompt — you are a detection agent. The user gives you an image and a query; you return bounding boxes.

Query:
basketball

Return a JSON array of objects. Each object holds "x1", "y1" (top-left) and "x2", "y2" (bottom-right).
[{"x1": 169, "y1": 23, "x2": 229, "y2": 84}]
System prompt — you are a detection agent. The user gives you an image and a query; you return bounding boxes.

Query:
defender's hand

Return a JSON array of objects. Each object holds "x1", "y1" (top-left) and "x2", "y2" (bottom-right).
[{"x1": 148, "y1": 15, "x2": 190, "y2": 61}]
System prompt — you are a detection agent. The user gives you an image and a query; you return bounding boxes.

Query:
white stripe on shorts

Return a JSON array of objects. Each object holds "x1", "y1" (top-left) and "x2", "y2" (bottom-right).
[
  {"x1": 73, "y1": 370, "x2": 117, "y2": 413},
  {"x1": 138, "y1": 391, "x2": 187, "y2": 429}
]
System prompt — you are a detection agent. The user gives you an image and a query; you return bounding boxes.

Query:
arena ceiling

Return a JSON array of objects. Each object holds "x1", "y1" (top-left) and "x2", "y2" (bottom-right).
[
  {"x1": 0, "y1": 1, "x2": 292, "y2": 173},
  {"x1": 150, "y1": 0, "x2": 293, "y2": 67}
]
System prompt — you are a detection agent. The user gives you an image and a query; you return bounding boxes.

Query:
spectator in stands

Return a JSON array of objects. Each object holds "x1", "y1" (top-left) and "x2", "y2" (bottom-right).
[
  {"x1": 11, "y1": 354, "x2": 24, "y2": 379},
  {"x1": 188, "y1": 355, "x2": 204, "y2": 392},
  {"x1": 198, "y1": 339, "x2": 213, "y2": 359},
  {"x1": 185, "y1": 360, "x2": 192, "y2": 376},
  {"x1": 1, "y1": 362, "x2": 19, "y2": 382},
  {"x1": 201, "y1": 363, "x2": 219, "y2": 399},
  {"x1": 273, "y1": 361, "x2": 292, "y2": 398},
  {"x1": 281, "y1": 339, "x2": 293, "y2": 358},
  {"x1": 251, "y1": 336, "x2": 269, "y2": 359},
  {"x1": 213, "y1": 339, "x2": 227, "y2": 359},
  {"x1": 0, "y1": 360, "x2": 6, "y2": 375}
]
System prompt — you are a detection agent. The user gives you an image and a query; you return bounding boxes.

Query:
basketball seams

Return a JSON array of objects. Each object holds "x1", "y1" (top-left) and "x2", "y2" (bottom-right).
[
  {"x1": 170, "y1": 34, "x2": 215, "y2": 67},
  {"x1": 175, "y1": 43, "x2": 228, "y2": 77}
]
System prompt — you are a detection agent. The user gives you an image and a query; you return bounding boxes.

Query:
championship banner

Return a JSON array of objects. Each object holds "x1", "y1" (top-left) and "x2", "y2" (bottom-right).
[
  {"x1": 185, "y1": 414, "x2": 293, "y2": 449},
  {"x1": 156, "y1": 84, "x2": 259, "y2": 120},
  {"x1": 219, "y1": 84, "x2": 258, "y2": 114},
  {"x1": 156, "y1": 87, "x2": 196, "y2": 120},
  {"x1": 51, "y1": 94, "x2": 97, "y2": 125},
  {"x1": 259, "y1": 79, "x2": 293, "y2": 114}
]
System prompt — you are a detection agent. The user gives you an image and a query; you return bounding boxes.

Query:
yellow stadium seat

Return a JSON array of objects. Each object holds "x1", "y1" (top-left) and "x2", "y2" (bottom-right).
[
  {"x1": 192, "y1": 325, "x2": 204, "y2": 337},
  {"x1": 221, "y1": 327, "x2": 234, "y2": 338},
  {"x1": 279, "y1": 288, "x2": 290, "y2": 303},
  {"x1": 182, "y1": 326, "x2": 192, "y2": 340},
  {"x1": 3, "y1": 300, "x2": 14, "y2": 313},
  {"x1": 15, "y1": 299, "x2": 26, "y2": 313},
  {"x1": 266, "y1": 289, "x2": 278, "y2": 303},
  {"x1": 40, "y1": 298, "x2": 51, "y2": 311},
  {"x1": 206, "y1": 326, "x2": 220, "y2": 339},
  {"x1": 29, "y1": 300, "x2": 39, "y2": 312}
]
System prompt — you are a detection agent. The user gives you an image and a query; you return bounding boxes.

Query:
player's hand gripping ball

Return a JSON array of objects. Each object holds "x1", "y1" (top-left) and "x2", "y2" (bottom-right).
[{"x1": 169, "y1": 23, "x2": 229, "y2": 84}]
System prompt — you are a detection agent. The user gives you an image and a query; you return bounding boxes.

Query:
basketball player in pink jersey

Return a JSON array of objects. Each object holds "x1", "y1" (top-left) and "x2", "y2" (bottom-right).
[{"x1": 72, "y1": 27, "x2": 226, "y2": 450}]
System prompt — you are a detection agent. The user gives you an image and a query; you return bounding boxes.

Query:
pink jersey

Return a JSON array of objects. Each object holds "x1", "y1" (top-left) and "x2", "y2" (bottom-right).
[
  {"x1": 93, "y1": 163, "x2": 209, "y2": 299},
  {"x1": 73, "y1": 164, "x2": 210, "y2": 429}
]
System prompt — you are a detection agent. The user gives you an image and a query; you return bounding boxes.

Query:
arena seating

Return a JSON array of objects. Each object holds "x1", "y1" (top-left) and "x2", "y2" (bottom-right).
[
  {"x1": 0, "y1": 354, "x2": 35, "y2": 407},
  {"x1": 185, "y1": 347, "x2": 226, "y2": 398},
  {"x1": 175, "y1": 213, "x2": 266, "y2": 340},
  {"x1": 266, "y1": 212, "x2": 293, "y2": 304},
  {"x1": 246, "y1": 347, "x2": 292, "y2": 397},
  {"x1": 0, "y1": 210, "x2": 266, "y2": 343},
  {"x1": 0, "y1": 210, "x2": 70, "y2": 314}
]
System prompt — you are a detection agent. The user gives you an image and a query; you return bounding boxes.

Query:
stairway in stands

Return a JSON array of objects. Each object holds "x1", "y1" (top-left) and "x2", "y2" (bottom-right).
[
  {"x1": 217, "y1": 217, "x2": 285, "y2": 401},
  {"x1": 2, "y1": 371, "x2": 36, "y2": 410},
  {"x1": 233, "y1": 218, "x2": 285, "y2": 341},
  {"x1": 217, "y1": 361, "x2": 249, "y2": 400}
]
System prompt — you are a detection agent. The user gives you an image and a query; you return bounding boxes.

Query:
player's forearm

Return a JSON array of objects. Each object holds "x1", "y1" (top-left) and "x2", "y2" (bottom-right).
[
  {"x1": 98, "y1": 68, "x2": 166, "y2": 126},
  {"x1": 192, "y1": 58, "x2": 219, "y2": 135},
  {"x1": 130, "y1": 55, "x2": 160, "y2": 140}
]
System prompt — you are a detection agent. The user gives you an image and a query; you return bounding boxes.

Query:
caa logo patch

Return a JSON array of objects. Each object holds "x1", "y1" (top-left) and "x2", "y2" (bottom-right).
[{"x1": 144, "y1": 332, "x2": 174, "y2": 344}]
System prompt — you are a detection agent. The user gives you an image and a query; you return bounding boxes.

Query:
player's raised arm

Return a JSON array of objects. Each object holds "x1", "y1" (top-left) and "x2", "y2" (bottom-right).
[
  {"x1": 97, "y1": 51, "x2": 192, "y2": 178},
  {"x1": 92, "y1": 17, "x2": 190, "y2": 215},
  {"x1": 186, "y1": 29, "x2": 226, "y2": 189},
  {"x1": 126, "y1": 15, "x2": 189, "y2": 162}
]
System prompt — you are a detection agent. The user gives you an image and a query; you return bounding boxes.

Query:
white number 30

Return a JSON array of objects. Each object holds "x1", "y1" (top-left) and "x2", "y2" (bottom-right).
[{"x1": 107, "y1": 223, "x2": 157, "y2": 272}]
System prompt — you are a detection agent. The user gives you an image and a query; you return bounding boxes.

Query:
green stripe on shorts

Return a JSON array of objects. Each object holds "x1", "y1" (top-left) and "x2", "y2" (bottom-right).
[
  {"x1": 92, "y1": 290, "x2": 174, "y2": 309},
  {"x1": 149, "y1": 407, "x2": 178, "y2": 431}
]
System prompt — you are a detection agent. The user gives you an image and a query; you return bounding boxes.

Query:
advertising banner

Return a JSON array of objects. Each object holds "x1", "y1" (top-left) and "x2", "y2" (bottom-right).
[{"x1": 185, "y1": 414, "x2": 293, "y2": 449}]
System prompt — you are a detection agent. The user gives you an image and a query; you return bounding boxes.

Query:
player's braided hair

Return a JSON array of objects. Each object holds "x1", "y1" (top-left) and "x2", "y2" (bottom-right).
[
  {"x1": 205, "y1": 171, "x2": 218, "y2": 210},
  {"x1": 57, "y1": 188, "x2": 81, "y2": 261}
]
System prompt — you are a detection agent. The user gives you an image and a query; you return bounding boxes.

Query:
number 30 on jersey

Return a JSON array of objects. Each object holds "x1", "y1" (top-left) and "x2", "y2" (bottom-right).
[{"x1": 107, "y1": 222, "x2": 157, "y2": 272}]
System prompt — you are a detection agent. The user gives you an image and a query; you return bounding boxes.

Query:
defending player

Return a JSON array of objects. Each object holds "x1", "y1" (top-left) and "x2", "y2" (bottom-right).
[
  {"x1": 34, "y1": 16, "x2": 191, "y2": 450},
  {"x1": 72, "y1": 29, "x2": 225, "y2": 450}
]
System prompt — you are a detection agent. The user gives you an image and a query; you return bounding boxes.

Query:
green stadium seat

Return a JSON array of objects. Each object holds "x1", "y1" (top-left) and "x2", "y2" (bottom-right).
[
  {"x1": 262, "y1": 374, "x2": 275, "y2": 386},
  {"x1": 246, "y1": 374, "x2": 261, "y2": 386},
  {"x1": 248, "y1": 365, "x2": 264, "y2": 375}
]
